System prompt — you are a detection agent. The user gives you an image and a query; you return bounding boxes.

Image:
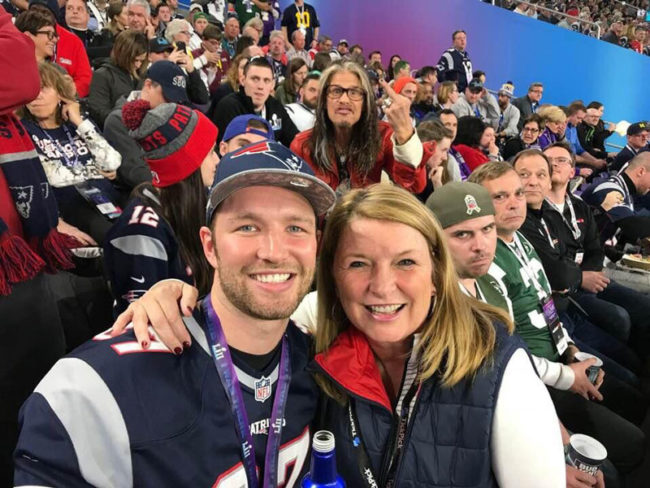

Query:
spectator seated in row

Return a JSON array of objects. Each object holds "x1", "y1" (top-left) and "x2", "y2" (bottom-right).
[
  {"x1": 452, "y1": 115, "x2": 490, "y2": 172},
  {"x1": 502, "y1": 113, "x2": 543, "y2": 161},
  {"x1": 451, "y1": 77, "x2": 499, "y2": 129},
  {"x1": 285, "y1": 71, "x2": 319, "y2": 132},
  {"x1": 14, "y1": 8, "x2": 58, "y2": 63},
  {"x1": 512, "y1": 81, "x2": 543, "y2": 131},
  {"x1": 18, "y1": 61, "x2": 122, "y2": 246},
  {"x1": 274, "y1": 57, "x2": 308, "y2": 105},
  {"x1": 611, "y1": 121, "x2": 649, "y2": 172}
]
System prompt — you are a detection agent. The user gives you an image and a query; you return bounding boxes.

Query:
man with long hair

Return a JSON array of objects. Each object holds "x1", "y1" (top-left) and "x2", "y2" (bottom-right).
[{"x1": 290, "y1": 61, "x2": 428, "y2": 195}]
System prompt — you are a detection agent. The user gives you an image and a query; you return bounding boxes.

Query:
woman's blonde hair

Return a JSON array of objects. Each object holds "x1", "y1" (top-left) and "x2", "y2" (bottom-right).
[
  {"x1": 18, "y1": 62, "x2": 77, "y2": 125},
  {"x1": 437, "y1": 81, "x2": 457, "y2": 105},
  {"x1": 315, "y1": 185, "x2": 513, "y2": 401},
  {"x1": 538, "y1": 105, "x2": 566, "y2": 125}
]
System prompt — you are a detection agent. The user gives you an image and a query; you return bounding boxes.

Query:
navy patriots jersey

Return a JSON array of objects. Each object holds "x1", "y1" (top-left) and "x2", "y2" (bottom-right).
[
  {"x1": 103, "y1": 195, "x2": 192, "y2": 315},
  {"x1": 14, "y1": 308, "x2": 319, "y2": 487}
]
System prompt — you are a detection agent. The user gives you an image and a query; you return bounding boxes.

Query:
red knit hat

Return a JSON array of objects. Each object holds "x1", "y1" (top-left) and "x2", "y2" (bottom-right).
[
  {"x1": 122, "y1": 100, "x2": 218, "y2": 187},
  {"x1": 393, "y1": 76, "x2": 418, "y2": 95}
]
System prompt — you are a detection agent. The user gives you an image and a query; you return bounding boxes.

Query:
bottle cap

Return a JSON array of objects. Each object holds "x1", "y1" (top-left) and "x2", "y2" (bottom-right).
[{"x1": 312, "y1": 430, "x2": 335, "y2": 453}]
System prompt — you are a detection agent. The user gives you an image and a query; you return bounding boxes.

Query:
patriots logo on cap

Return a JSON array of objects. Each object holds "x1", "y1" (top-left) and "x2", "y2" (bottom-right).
[
  {"x1": 254, "y1": 376, "x2": 272, "y2": 403},
  {"x1": 465, "y1": 194, "x2": 481, "y2": 215},
  {"x1": 231, "y1": 141, "x2": 304, "y2": 172}
]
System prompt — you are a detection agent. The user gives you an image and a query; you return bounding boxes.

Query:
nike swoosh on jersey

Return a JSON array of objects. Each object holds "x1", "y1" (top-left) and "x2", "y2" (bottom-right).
[{"x1": 130, "y1": 276, "x2": 145, "y2": 283}]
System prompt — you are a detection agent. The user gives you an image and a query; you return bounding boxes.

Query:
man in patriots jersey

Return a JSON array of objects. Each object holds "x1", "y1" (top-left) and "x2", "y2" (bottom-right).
[{"x1": 14, "y1": 141, "x2": 336, "y2": 487}]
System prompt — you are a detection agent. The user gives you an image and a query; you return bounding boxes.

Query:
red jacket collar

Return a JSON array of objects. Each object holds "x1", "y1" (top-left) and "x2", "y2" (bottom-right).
[{"x1": 314, "y1": 327, "x2": 392, "y2": 412}]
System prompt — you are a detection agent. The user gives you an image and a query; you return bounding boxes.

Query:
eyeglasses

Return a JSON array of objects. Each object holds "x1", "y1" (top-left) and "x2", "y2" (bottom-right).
[
  {"x1": 547, "y1": 157, "x2": 573, "y2": 166},
  {"x1": 35, "y1": 30, "x2": 59, "y2": 41},
  {"x1": 522, "y1": 127, "x2": 540, "y2": 133},
  {"x1": 326, "y1": 85, "x2": 365, "y2": 101}
]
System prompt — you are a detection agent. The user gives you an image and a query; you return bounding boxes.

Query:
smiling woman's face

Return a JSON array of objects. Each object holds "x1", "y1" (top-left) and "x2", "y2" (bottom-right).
[{"x1": 332, "y1": 218, "x2": 435, "y2": 348}]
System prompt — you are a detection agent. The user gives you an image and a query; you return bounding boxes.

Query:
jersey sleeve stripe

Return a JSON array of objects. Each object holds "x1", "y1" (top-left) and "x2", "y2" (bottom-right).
[
  {"x1": 109, "y1": 235, "x2": 169, "y2": 261},
  {"x1": 34, "y1": 358, "x2": 133, "y2": 488}
]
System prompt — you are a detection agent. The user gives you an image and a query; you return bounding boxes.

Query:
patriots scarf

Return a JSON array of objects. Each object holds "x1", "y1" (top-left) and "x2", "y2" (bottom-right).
[{"x1": 0, "y1": 114, "x2": 77, "y2": 295}]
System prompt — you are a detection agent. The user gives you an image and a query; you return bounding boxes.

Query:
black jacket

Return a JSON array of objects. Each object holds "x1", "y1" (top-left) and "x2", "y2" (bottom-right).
[
  {"x1": 511, "y1": 95, "x2": 536, "y2": 131},
  {"x1": 88, "y1": 61, "x2": 141, "y2": 129},
  {"x1": 611, "y1": 145, "x2": 638, "y2": 172},
  {"x1": 212, "y1": 87, "x2": 298, "y2": 147},
  {"x1": 545, "y1": 194, "x2": 604, "y2": 272},
  {"x1": 577, "y1": 121, "x2": 610, "y2": 160},
  {"x1": 519, "y1": 203, "x2": 581, "y2": 312}
]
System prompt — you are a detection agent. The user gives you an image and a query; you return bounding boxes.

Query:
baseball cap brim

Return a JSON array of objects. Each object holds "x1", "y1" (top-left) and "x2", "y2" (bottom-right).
[{"x1": 206, "y1": 169, "x2": 335, "y2": 224}]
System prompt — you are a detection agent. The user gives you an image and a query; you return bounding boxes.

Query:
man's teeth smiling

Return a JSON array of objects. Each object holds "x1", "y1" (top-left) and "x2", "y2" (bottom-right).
[
  {"x1": 252, "y1": 273, "x2": 291, "y2": 283},
  {"x1": 367, "y1": 304, "x2": 403, "y2": 314}
]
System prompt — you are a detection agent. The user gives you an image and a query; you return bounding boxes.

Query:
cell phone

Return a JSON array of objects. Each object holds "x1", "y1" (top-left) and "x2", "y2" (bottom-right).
[{"x1": 176, "y1": 41, "x2": 186, "y2": 52}]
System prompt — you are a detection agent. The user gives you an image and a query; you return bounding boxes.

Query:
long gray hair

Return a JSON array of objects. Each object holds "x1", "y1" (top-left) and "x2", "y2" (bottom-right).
[{"x1": 305, "y1": 61, "x2": 381, "y2": 182}]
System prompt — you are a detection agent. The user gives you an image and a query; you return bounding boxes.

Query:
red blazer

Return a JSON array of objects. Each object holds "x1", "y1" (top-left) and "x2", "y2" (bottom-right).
[{"x1": 290, "y1": 121, "x2": 427, "y2": 193}]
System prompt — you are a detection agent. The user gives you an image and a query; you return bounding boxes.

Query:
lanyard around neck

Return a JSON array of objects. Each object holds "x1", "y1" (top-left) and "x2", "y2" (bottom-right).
[{"x1": 202, "y1": 296, "x2": 291, "y2": 488}]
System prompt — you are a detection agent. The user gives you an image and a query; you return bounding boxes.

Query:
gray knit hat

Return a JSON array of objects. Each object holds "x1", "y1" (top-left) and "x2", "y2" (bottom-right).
[{"x1": 122, "y1": 100, "x2": 218, "y2": 187}]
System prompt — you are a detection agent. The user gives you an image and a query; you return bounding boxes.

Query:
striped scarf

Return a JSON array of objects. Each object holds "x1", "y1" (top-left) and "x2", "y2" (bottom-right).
[{"x1": 0, "y1": 113, "x2": 77, "y2": 295}]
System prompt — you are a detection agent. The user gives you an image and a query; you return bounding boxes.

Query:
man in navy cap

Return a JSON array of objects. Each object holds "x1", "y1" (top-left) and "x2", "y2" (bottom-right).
[
  {"x1": 611, "y1": 122, "x2": 649, "y2": 173},
  {"x1": 451, "y1": 77, "x2": 500, "y2": 129},
  {"x1": 104, "y1": 60, "x2": 191, "y2": 192},
  {"x1": 15, "y1": 141, "x2": 337, "y2": 487},
  {"x1": 219, "y1": 114, "x2": 274, "y2": 156}
]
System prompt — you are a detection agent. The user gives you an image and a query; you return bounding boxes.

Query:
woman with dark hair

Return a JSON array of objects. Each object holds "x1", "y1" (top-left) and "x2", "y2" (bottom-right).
[
  {"x1": 18, "y1": 62, "x2": 122, "y2": 245},
  {"x1": 88, "y1": 30, "x2": 149, "y2": 128},
  {"x1": 14, "y1": 9, "x2": 58, "y2": 62},
  {"x1": 103, "y1": 99, "x2": 220, "y2": 316},
  {"x1": 86, "y1": 1, "x2": 128, "y2": 63},
  {"x1": 503, "y1": 113, "x2": 543, "y2": 161},
  {"x1": 386, "y1": 53, "x2": 401, "y2": 81},
  {"x1": 453, "y1": 115, "x2": 490, "y2": 171},
  {"x1": 274, "y1": 57, "x2": 308, "y2": 105}
]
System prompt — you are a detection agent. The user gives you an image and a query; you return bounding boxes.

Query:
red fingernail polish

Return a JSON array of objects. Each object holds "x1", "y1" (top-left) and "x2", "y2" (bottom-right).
[
  {"x1": 183, "y1": 341, "x2": 191, "y2": 349},
  {"x1": 174, "y1": 347, "x2": 182, "y2": 355},
  {"x1": 141, "y1": 340, "x2": 149, "y2": 349}
]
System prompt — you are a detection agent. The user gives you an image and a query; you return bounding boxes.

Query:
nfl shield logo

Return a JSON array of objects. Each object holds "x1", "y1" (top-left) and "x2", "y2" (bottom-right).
[{"x1": 254, "y1": 376, "x2": 272, "y2": 403}]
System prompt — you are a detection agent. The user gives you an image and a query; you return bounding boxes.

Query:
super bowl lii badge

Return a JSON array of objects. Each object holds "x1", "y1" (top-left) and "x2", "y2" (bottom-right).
[{"x1": 255, "y1": 376, "x2": 272, "y2": 402}]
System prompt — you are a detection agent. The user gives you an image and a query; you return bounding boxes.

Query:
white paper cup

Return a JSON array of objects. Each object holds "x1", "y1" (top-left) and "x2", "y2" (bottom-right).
[
  {"x1": 566, "y1": 434, "x2": 607, "y2": 477},
  {"x1": 574, "y1": 352, "x2": 603, "y2": 384}
]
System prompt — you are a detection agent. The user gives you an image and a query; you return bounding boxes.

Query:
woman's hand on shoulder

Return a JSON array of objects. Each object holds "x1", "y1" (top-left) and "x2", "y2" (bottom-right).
[{"x1": 111, "y1": 279, "x2": 199, "y2": 352}]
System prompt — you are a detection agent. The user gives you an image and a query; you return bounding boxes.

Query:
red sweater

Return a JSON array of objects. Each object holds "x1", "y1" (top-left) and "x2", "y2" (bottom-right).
[
  {"x1": 453, "y1": 144, "x2": 489, "y2": 172},
  {"x1": 290, "y1": 122, "x2": 427, "y2": 193},
  {"x1": 55, "y1": 24, "x2": 92, "y2": 97}
]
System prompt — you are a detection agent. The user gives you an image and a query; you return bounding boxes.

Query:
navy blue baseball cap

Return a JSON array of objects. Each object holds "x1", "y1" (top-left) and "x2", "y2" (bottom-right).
[
  {"x1": 222, "y1": 115, "x2": 275, "y2": 142},
  {"x1": 206, "y1": 141, "x2": 336, "y2": 223},
  {"x1": 146, "y1": 60, "x2": 188, "y2": 104},
  {"x1": 149, "y1": 36, "x2": 174, "y2": 54}
]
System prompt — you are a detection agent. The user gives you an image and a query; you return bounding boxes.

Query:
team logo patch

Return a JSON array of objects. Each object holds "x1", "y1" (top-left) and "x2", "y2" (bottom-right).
[
  {"x1": 10, "y1": 185, "x2": 34, "y2": 219},
  {"x1": 465, "y1": 194, "x2": 481, "y2": 215},
  {"x1": 254, "y1": 376, "x2": 272, "y2": 403}
]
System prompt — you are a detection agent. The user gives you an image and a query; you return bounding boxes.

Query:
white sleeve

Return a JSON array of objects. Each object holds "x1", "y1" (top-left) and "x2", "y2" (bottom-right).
[
  {"x1": 531, "y1": 354, "x2": 575, "y2": 390},
  {"x1": 76, "y1": 119, "x2": 122, "y2": 172},
  {"x1": 491, "y1": 348, "x2": 566, "y2": 488},
  {"x1": 290, "y1": 291, "x2": 318, "y2": 335},
  {"x1": 390, "y1": 131, "x2": 423, "y2": 169}
]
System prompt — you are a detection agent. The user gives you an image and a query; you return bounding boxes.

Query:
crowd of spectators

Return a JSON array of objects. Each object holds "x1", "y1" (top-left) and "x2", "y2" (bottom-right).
[
  {"x1": 489, "y1": 0, "x2": 650, "y2": 55},
  {"x1": 1, "y1": 0, "x2": 650, "y2": 486}
]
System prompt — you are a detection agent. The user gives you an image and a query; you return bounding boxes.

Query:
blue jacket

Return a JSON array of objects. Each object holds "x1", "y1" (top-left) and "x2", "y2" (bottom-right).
[{"x1": 311, "y1": 325, "x2": 525, "y2": 487}]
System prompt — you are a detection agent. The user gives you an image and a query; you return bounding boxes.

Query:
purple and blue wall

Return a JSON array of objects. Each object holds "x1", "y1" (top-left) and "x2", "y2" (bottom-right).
[{"x1": 280, "y1": 0, "x2": 650, "y2": 146}]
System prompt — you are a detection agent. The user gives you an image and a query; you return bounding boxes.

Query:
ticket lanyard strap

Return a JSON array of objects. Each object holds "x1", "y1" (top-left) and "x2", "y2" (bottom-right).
[
  {"x1": 538, "y1": 217, "x2": 555, "y2": 249},
  {"x1": 507, "y1": 235, "x2": 548, "y2": 299},
  {"x1": 203, "y1": 296, "x2": 291, "y2": 488},
  {"x1": 545, "y1": 197, "x2": 581, "y2": 241}
]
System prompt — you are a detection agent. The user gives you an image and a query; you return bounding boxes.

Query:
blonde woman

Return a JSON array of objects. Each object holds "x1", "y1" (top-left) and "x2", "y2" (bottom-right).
[
  {"x1": 88, "y1": 30, "x2": 149, "y2": 128},
  {"x1": 436, "y1": 80, "x2": 459, "y2": 110},
  {"x1": 537, "y1": 105, "x2": 567, "y2": 150},
  {"x1": 19, "y1": 62, "x2": 121, "y2": 245},
  {"x1": 112, "y1": 185, "x2": 565, "y2": 487}
]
